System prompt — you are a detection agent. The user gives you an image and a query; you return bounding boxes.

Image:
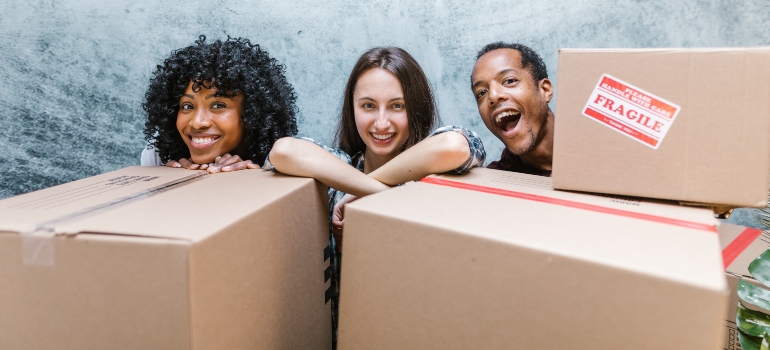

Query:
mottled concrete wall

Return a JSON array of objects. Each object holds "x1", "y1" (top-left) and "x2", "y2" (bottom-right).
[{"x1": 2, "y1": 0, "x2": 770, "y2": 203}]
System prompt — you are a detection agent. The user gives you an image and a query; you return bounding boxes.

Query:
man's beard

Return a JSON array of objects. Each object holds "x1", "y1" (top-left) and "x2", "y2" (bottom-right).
[{"x1": 507, "y1": 125, "x2": 537, "y2": 156}]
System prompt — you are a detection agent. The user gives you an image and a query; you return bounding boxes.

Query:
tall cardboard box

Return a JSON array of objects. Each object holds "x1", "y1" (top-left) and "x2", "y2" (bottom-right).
[
  {"x1": 338, "y1": 168, "x2": 727, "y2": 350},
  {"x1": 0, "y1": 166, "x2": 331, "y2": 350},
  {"x1": 552, "y1": 48, "x2": 770, "y2": 208},
  {"x1": 719, "y1": 222, "x2": 768, "y2": 350}
]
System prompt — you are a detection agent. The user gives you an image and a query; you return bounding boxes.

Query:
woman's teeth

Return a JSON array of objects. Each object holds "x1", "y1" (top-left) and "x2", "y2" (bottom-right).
[
  {"x1": 191, "y1": 136, "x2": 217, "y2": 145},
  {"x1": 372, "y1": 133, "x2": 394, "y2": 140}
]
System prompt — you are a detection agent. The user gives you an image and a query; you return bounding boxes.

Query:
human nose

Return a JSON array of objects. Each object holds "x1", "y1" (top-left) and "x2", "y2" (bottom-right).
[
  {"x1": 190, "y1": 109, "x2": 211, "y2": 129},
  {"x1": 487, "y1": 82, "x2": 507, "y2": 106},
  {"x1": 373, "y1": 107, "x2": 391, "y2": 129}
]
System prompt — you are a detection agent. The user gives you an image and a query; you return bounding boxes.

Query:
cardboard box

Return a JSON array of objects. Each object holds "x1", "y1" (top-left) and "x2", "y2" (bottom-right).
[
  {"x1": 338, "y1": 168, "x2": 727, "y2": 350},
  {"x1": 0, "y1": 166, "x2": 331, "y2": 350},
  {"x1": 719, "y1": 222, "x2": 769, "y2": 350},
  {"x1": 552, "y1": 48, "x2": 770, "y2": 208}
]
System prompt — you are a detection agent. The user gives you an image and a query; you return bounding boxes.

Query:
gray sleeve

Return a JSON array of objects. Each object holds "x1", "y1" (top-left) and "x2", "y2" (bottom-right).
[{"x1": 140, "y1": 145, "x2": 163, "y2": 166}]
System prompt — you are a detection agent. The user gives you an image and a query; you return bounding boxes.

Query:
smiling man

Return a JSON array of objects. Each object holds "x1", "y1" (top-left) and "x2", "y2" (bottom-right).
[{"x1": 471, "y1": 42, "x2": 554, "y2": 176}]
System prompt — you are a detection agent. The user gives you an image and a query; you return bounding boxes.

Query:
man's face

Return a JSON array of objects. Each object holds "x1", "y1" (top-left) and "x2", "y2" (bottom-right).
[{"x1": 471, "y1": 49, "x2": 553, "y2": 156}]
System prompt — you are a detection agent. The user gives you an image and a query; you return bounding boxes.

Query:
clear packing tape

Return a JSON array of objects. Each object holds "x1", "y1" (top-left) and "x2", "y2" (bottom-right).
[
  {"x1": 15, "y1": 171, "x2": 208, "y2": 267},
  {"x1": 21, "y1": 228, "x2": 56, "y2": 266}
]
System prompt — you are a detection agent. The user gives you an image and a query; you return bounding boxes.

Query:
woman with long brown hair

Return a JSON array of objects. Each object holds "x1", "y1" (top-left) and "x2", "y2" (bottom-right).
[{"x1": 267, "y1": 46, "x2": 485, "y2": 348}]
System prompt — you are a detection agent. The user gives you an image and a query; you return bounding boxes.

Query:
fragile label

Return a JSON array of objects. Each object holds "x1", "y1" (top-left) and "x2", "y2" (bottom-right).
[{"x1": 582, "y1": 74, "x2": 680, "y2": 149}]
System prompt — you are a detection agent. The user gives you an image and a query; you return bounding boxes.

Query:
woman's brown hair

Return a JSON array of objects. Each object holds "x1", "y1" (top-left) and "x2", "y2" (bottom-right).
[{"x1": 335, "y1": 47, "x2": 440, "y2": 156}]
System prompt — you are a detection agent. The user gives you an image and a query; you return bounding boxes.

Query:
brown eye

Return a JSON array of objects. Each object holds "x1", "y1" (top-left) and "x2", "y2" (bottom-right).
[{"x1": 180, "y1": 103, "x2": 194, "y2": 111}]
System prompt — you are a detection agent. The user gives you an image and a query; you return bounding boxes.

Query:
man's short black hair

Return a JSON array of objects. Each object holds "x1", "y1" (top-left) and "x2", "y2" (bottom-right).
[{"x1": 476, "y1": 42, "x2": 548, "y2": 83}]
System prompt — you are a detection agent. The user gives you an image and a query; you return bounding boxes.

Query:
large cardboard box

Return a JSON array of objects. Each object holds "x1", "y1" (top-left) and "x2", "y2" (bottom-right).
[
  {"x1": 552, "y1": 48, "x2": 770, "y2": 208},
  {"x1": 338, "y1": 168, "x2": 727, "y2": 350},
  {"x1": 719, "y1": 222, "x2": 769, "y2": 350},
  {"x1": 0, "y1": 166, "x2": 331, "y2": 350}
]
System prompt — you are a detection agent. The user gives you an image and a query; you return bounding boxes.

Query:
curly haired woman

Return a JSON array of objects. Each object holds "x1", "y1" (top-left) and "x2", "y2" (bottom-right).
[{"x1": 141, "y1": 35, "x2": 298, "y2": 171}]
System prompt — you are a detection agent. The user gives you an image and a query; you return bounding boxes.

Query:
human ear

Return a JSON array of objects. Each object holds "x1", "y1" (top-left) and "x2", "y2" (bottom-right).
[{"x1": 539, "y1": 78, "x2": 553, "y2": 103}]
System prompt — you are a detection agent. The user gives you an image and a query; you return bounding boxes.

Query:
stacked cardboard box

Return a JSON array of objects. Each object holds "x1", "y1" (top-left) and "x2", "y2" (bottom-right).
[
  {"x1": 337, "y1": 168, "x2": 727, "y2": 349},
  {"x1": 334, "y1": 47, "x2": 770, "y2": 348},
  {"x1": 548, "y1": 47, "x2": 770, "y2": 348},
  {"x1": 0, "y1": 166, "x2": 331, "y2": 350},
  {"x1": 552, "y1": 48, "x2": 770, "y2": 208},
  {"x1": 719, "y1": 222, "x2": 768, "y2": 350}
]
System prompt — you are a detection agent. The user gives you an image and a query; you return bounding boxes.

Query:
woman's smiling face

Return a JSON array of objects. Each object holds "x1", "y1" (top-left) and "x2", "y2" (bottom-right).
[
  {"x1": 176, "y1": 81, "x2": 244, "y2": 164},
  {"x1": 353, "y1": 68, "x2": 410, "y2": 162}
]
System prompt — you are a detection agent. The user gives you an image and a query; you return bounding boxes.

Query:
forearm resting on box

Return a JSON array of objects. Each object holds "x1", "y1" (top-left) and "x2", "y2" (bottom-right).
[
  {"x1": 269, "y1": 137, "x2": 391, "y2": 196},
  {"x1": 368, "y1": 131, "x2": 470, "y2": 186}
]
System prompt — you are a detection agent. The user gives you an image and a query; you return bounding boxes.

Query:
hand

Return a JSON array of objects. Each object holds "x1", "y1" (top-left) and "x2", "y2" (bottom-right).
[
  {"x1": 206, "y1": 153, "x2": 260, "y2": 174},
  {"x1": 332, "y1": 193, "x2": 359, "y2": 251},
  {"x1": 166, "y1": 158, "x2": 203, "y2": 170}
]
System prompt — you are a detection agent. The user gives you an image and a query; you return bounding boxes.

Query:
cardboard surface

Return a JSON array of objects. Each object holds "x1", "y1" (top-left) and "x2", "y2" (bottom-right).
[
  {"x1": 719, "y1": 222, "x2": 770, "y2": 350},
  {"x1": 552, "y1": 47, "x2": 770, "y2": 208},
  {"x1": 338, "y1": 168, "x2": 727, "y2": 350},
  {"x1": 0, "y1": 166, "x2": 332, "y2": 350},
  {"x1": 724, "y1": 320, "x2": 745, "y2": 350}
]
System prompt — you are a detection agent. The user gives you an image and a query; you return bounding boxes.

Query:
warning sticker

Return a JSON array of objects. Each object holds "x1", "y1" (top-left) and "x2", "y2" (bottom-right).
[{"x1": 582, "y1": 74, "x2": 681, "y2": 149}]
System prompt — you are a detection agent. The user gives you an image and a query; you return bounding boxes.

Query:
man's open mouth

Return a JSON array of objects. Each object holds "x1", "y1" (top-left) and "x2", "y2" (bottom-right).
[{"x1": 495, "y1": 110, "x2": 521, "y2": 132}]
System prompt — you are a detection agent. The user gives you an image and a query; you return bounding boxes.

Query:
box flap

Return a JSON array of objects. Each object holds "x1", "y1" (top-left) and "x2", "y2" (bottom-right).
[
  {"x1": 350, "y1": 168, "x2": 724, "y2": 291},
  {"x1": 427, "y1": 168, "x2": 717, "y2": 227},
  {"x1": 0, "y1": 166, "x2": 205, "y2": 234},
  {"x1": 720, "y1": 222, "x2": 768, "y2": 276},
  {"x1": 0, "y1": 167, "x2": 317, "y2": 242}
]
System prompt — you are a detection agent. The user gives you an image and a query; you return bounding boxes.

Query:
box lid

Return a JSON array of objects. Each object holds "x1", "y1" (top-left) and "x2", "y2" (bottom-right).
[
  {"x1": 0, "y1": 166, "x2": 315, "y2": 242},
  {"x1": 424, "y1": 167, "x2": 717, "y2": 226},
  {"x1": 720, "y1": 222, "x2": 767, "y2": 276},
  {"x1": 352, "y1": 168, "x2": 724, "y2": 291}
]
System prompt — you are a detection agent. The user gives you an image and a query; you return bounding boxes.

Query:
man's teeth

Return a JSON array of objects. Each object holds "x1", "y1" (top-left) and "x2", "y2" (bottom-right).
[
  {"x1": 372, "y1": 133, "x2": 394, "y2": 140},
  {"x1": 495, "y1": 110, "x2": 520, "y2": 123},
  {"x1": 192, "y1": 137, "x2": 216, "y2": 144}
]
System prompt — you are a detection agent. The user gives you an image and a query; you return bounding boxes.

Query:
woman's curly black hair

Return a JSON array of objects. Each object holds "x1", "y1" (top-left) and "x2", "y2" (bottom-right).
[{"x1": 143, "y1": 35, "x2": 298, "y2": 165}]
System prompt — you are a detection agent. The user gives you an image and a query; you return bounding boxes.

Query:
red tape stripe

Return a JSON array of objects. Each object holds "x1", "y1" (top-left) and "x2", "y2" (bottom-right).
[
  {"x1": 722, "y1": 228, "x2": 763, "y2": 269},
  {"x1": 420, "y1": 177, "x2": 716, "y2": 232}
]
